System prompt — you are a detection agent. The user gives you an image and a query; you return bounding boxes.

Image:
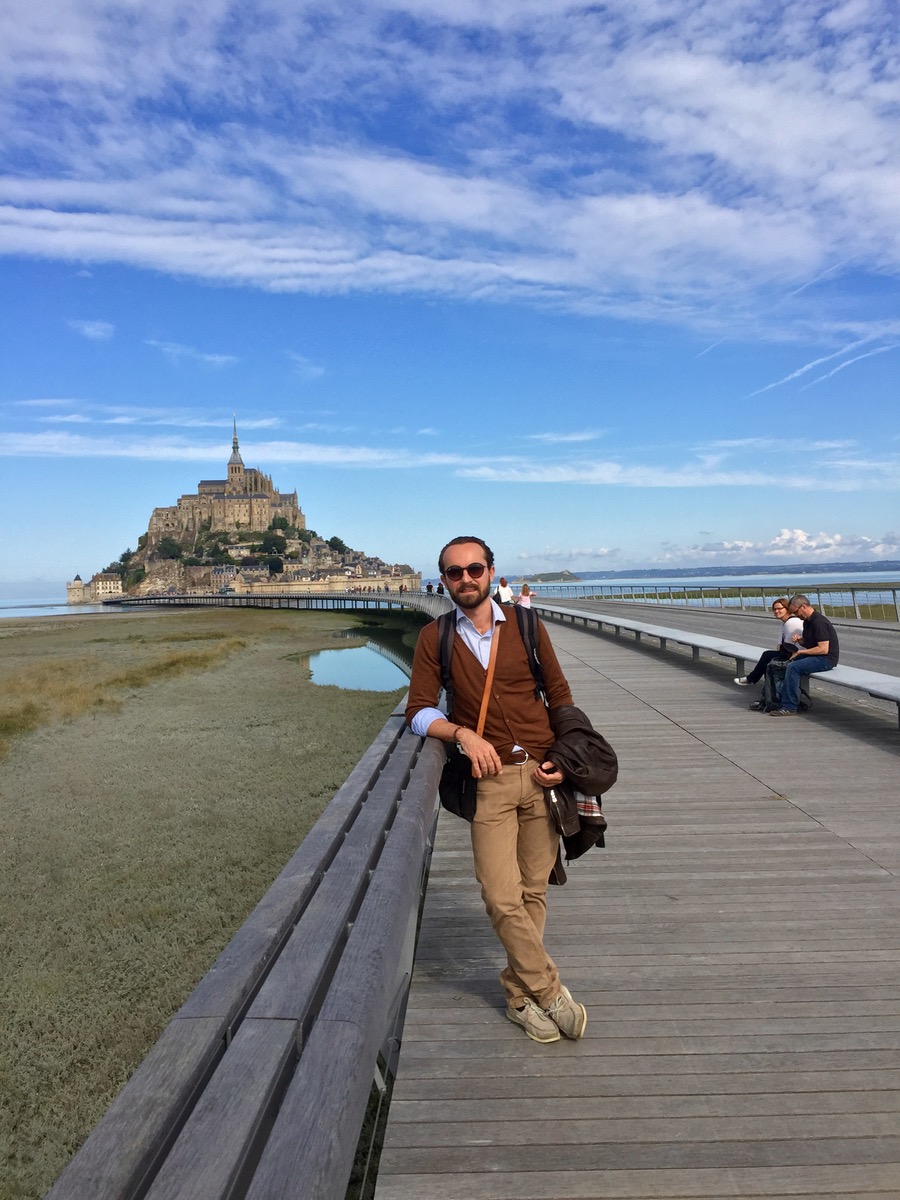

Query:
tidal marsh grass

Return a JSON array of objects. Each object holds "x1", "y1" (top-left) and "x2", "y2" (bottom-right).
[
  {"x1": 0, "y1": 639, "x2": 243, "y2": 760},
  {"x1": 0, "y1": 608, "x2": 414, "y2": 1199}
]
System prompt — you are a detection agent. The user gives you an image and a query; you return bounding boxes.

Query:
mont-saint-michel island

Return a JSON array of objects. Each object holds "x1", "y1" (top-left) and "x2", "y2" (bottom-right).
[{"x1": 66, "y1": 425, "x2": 421, "y2": 603}]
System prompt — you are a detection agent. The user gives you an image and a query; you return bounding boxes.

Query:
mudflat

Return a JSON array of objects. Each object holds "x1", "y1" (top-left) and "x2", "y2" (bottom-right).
[{"x1": 0, "y1": 607, "x2": 414, "y2": 1200}]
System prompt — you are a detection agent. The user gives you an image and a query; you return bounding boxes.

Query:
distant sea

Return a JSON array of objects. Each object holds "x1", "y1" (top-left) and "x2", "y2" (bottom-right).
[
  {"x1": 529, "y1": 569, "x2": 900, "y2": 592},
  {"x1": 569, "y1": 560, "x2": 900, "y2": 583},
  {"x1": 4, "y1": 562, "x2": 900, "y2": 622},
  {"x1": 0, "y1": 600, "x2": 110, "y2": 621}
]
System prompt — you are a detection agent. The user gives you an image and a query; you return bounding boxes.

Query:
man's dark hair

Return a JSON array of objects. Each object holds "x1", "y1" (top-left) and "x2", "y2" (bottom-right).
[
  {"x1": 789, "y1": 594, "x2": 811, "y2": 608},
  {"x1": 438, "y1": 536, "x2": 494, "y2": 574}
]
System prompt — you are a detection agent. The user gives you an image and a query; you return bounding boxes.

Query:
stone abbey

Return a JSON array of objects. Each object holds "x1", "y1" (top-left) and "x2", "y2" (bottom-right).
[
  {"x1": 67, "y1": 425, "x2": 420, "y2": 602},
  {"x1": 147, "y1": 422, "x2": 305, "y2": 545}
]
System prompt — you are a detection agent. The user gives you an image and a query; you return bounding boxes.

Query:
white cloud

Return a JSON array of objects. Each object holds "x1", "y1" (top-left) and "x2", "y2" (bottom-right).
[
  {"x1": 144, "y1": 339, "x2": 238, "y2": 367},
  {"x1": 3, "y1": 419, "x2": 897, "y2": 493},
  {"x1": 746, "y1": 334, "x2": 882, "y2": 397},
  {"x1": 0, "y1": 1, "x2": 896, "y2": 336},
  {"x1": 16, "y1": 403, "x2": 281, "y2": 430},
  {"x1": 702, "y1": 437, "x2": 857, "y2": 453},
  {"x1": 285, "y1": 351, "x2": 325, "y2": 380},
  {"x1": 459, "y1": 460, "x2": 813, "y2": 488},
  {"x1": 517, "y1": 545, "x2": 619, "y2": 563},
  {"x1": 801, "y1": 342, "x2": 899, "y2": 389},
  {"x1": 655, "y1": 527, "x2": 900, "y2": 564},
  {"x1": 68, "y1": 318, "x2": 114, "y2": 339},
  {"x1": 0, "y1": 428, "x2": 504, "y2": 470},
  {"x1": 528, "y1": 430, "x2": 604, "y2": 444},
  {"x1": 12, "y1": 397, "x2": 83, "y2": 407}
]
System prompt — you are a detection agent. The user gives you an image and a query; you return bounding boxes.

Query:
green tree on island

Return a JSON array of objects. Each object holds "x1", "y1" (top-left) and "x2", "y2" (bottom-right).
[
  {"x1": 260, "y1": 532, "x2": 287, "y2": 555},
  {"x1": 154, "y1": 537, "x2": 184, "y2": 560}
]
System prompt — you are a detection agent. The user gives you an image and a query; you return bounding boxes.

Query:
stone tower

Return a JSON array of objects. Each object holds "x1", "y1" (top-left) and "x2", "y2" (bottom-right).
[{"x1": 226, "y1": 419, "x2": 245, "y2": 494}]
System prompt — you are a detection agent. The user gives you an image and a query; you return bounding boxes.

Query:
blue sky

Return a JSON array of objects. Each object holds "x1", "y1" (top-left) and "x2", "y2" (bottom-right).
[{"x1": 1, "y1": 0, "x2": 898, "y2": 598}]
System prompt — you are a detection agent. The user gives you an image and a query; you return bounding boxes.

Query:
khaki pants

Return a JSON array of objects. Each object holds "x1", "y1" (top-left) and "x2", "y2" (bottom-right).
[{"x1": 471, "y1": 763, "x2": 561, "y2": 1008}]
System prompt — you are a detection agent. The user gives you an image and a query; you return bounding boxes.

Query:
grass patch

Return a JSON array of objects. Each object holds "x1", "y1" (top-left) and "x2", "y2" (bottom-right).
[
  {"x1": 87, "y1": 630, "x2": 235, "y2": 644},
  {"x1": 0, "y1": 641, "x2": 243, "y2": 761},
  {"x1": 0, "y1": 607, "x2": 414, "y2": 1198}
]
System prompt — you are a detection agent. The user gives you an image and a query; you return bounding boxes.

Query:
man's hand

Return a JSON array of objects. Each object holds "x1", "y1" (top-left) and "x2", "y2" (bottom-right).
[
  {"x1": 456, "y1": 728, "x2": 503, "y2": 778},
  {"x1": 533, "y1": 760, "x2": 564, "y2": 787}
]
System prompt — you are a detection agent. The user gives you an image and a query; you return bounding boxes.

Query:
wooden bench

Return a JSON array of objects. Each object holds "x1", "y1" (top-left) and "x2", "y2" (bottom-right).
[
  {"x1": 47, "y1": 704, "x2": 445, "y2": 1200},
  {"x1": 534, "y1": 603, "x2": 900, "y2": 726}
]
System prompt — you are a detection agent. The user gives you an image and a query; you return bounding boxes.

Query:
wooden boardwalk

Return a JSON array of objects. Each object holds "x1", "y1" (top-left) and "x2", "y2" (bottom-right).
[{"x1": 376, "y1": 621, "x2": 900, "y2": 1200}]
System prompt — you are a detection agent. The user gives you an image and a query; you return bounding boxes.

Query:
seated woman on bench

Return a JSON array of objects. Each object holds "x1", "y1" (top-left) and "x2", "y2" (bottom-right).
[{"x1": 733, "y1": 598, "x2": 803, "y2": 696}]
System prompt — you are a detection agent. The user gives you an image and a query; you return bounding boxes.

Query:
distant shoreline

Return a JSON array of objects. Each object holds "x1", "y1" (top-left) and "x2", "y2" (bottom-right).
[
  {"x1": 516, "y1": 560, "x2": 900, "y2": 584},
  {"x1": 5, "y1": 558, "x2": 900, "y2": 601}
]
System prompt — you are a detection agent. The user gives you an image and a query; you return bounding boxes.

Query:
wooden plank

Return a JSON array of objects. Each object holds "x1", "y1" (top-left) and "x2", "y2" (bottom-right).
[
  {"x1": 142, "y1": 1019, "x2": 298, "y2": 1200},
  {"x1": 247, "y1": 729, "x2": 425, "y2": 1025},
  {"x1": 45, "y1": 1019, "x2": 225, "y2": 1200},
  {"x1": 376, "y1": 1164, "x2": 900, "y2": 1199},
  {"x1": 245, "y1": 743, "x2": 442, "y2": 1199},
  {"x1": 178, "y1": 713, "x2": 406, "y2": 1027}
]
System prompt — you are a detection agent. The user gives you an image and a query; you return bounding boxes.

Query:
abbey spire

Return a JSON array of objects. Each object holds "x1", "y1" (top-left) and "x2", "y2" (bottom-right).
[{"x1": 227, "y1": 418, "x2": 245, "y2": 491}]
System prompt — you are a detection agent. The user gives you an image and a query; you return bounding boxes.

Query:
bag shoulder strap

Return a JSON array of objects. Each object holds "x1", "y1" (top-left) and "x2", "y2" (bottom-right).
[
  {"x1": 436, "y1": 610, "x2": 456, "y2": 717},
  {"x1": 475, "y1": 623, "x2": 500, "y2": 736},
  {"x1": 513, "y1": 604, "x2": 548, "y2": 703}
]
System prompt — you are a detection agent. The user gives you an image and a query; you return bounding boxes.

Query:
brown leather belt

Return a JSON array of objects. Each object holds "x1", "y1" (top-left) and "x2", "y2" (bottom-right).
[{"x1": 505, "y1": 749, "x2": 530, "y2": 765}]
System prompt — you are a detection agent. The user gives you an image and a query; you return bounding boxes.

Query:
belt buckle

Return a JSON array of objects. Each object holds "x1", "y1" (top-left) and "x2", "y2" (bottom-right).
[{"x1": 509, "y1": 749, "x2": 529, "y2": 765}]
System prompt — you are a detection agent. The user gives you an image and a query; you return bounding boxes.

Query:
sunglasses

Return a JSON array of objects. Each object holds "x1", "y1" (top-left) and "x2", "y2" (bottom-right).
[{"x1": 443, "y1": 562, "x2": 488, "y2": 582}]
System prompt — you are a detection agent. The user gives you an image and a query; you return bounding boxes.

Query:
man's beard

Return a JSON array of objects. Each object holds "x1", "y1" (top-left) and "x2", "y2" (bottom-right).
[{"x1": 449, "y1": 576, "x2": 491, "y2": 609}]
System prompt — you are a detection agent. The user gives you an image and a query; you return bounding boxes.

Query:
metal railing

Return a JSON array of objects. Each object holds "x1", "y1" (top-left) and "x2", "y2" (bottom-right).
[
  {"x1": 104, "y1": 590, "x2": 453, "y2": 620},
  {"x1": 530, "y1": 581, "x2": 900, "y2": 621}
]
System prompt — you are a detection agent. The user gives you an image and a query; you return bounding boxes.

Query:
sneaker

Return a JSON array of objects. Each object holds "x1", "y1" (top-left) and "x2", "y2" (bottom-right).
[
  {"x1": 545, "y1": 985, "x2": 587, "y2": 1040},
  {"x1": 733, "y1": 677, "x2": 750, "y2": 686},
  {"x1": 768, "y1": 708, "x2": 797, "y2": 717},
  {"x1": 748, "y1": 700, "x2": 765, "y2": 711},
  {"x1": 506, "y1": 998, "x2": 560, "y2": 1043}
]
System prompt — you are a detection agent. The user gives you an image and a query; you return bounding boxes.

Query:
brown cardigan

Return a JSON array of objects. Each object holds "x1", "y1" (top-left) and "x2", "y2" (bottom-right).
[{"x1": 405, "y1": 611, "x2": 573, "y2": 761}]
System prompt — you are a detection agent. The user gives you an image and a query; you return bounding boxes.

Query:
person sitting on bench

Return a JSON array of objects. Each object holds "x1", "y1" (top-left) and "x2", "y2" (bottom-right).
[{"x1": 735, "y1": 597, "x2": 803, "y2": 697}]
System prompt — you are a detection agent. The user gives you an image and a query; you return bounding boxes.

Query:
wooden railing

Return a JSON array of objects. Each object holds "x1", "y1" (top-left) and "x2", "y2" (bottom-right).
[{"x1": 47, "y1": 706, "x2": 445, "y2": 1200}]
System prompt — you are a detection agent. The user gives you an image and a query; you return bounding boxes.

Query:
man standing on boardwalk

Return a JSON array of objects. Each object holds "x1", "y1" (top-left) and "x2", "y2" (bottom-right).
[
  {"x1": 768, "y1": 594, "x2": 840, "y2": 716},
  {"x1": 406, "y1": 535, "x2": 588, "y2": 1044}
]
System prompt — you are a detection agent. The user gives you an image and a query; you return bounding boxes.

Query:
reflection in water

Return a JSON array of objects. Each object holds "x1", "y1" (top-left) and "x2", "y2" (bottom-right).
[{"x1": 309, "y1": 644, "x2": 409, "y2": 691}]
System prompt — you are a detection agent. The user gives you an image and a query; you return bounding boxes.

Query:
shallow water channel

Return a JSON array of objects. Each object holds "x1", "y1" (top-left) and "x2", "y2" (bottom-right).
[{"x1": 308, "y1": 643, "x2": 410, "y2": 691}]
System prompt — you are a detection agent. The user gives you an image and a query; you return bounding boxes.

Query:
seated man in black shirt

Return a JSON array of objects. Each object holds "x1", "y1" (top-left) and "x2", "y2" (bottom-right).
[{"x1": 768, "y1": 594, "x2": 840, "y2": 716}]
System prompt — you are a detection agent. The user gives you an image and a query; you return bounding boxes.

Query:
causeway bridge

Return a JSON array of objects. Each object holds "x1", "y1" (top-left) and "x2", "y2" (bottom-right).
[
  {"x1": 54, "y1": 594, "x2": 900, "y2": 1200},
  {"x1": 104, "y1": 589, "x2": 450, "y2": 619}
]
